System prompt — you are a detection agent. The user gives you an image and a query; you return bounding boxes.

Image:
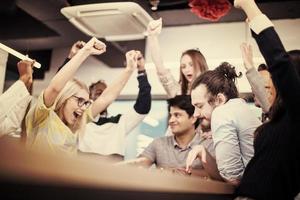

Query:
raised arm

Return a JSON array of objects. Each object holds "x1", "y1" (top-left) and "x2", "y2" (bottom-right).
[
  {"x1": 133, "y1": 51, "x2": 151, "y2": 115},
  {"x1": 240, "y1": 43, "x2": 270, "y2": 113},
  {"x1": 147, "y1": 19, "x2": 181, "y2": 98},
  {"x1": 0, "y1": 60, "x2": 33, "y2": 136},
  {"x1": 90, "y1": 50, "x2": 137, "y2": 118},
  {"x1": 236, "y1": 0, "x2": 300, "y2": 119},
  {"x1": 147, "y1": 18, "x2": 168, "y2": 75},
  {"x1": 56, "y1": 41, "x2": 86, "y2": 73},
  {"x1": 44, "y1": 37, "x2": 106, "y2": 107}
]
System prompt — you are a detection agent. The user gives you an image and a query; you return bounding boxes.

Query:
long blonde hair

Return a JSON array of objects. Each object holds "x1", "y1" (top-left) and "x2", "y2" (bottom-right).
[{"x1": 54, "y1": 78, "x2": 89, "y2": 136}]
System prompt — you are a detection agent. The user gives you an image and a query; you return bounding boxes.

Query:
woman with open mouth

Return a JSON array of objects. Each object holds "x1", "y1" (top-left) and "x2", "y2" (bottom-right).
[
  {"x1": 146, "y1": 18, "x2": 208, "y2": 98},
  {"x1": 25, "y1": 37, "x2": 137, "y2": 156}
]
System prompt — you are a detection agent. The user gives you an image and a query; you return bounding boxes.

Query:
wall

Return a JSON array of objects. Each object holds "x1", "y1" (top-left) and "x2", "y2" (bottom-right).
[{"x1": 32, "y1": 18, "x2": 300, "y2": 97}]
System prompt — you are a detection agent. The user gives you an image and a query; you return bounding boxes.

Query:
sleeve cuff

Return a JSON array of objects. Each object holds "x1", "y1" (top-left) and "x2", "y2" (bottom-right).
[{"x1": 249, "y1": 14, "x2": 274, "y2": 34}]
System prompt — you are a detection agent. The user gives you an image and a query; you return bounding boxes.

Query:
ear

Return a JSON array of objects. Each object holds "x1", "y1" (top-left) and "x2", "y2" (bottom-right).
[{"x1": 215, "y1": 93, "x2": 227, "y2": 106}]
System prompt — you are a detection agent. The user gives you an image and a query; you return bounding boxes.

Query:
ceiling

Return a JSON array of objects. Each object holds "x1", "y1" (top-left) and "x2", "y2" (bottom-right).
[{"x1": 1, "y1": 0, "x2": 300, "y2": 76}]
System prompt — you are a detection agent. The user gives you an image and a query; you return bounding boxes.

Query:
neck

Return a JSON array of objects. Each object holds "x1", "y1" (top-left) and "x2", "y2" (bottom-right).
[{"x1": 174, "y1": 128, "x2": 196, "y2": 148}]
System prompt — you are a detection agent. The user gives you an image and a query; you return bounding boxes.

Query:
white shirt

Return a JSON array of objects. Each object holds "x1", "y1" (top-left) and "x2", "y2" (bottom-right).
[
  {"x1": 0, "y1": 80, "x2": 31, "y2": 137},
  {"x1": 79, "y1": 109, "x2": 146, "y2": 156},
  {"x1": 211, "y1": 98, "x2": 261, "y2": 181}
]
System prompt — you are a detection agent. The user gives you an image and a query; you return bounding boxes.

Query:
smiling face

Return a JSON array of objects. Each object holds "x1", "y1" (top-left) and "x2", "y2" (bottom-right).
[
  {"x1": 191, "y1": 84, "x2": 217, "y2": 129},
  {"x1": 180, "y1": 54, "x2": 200, "y2": 83},
  {"x1": 59, "y1": 89, "x2": 90, "y2": 128},
  {"x1": 168, "y1": 106, "x2": 196, "y2": 136}
]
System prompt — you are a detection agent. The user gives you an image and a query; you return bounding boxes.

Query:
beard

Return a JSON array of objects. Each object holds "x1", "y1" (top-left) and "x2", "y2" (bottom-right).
[{"x1": 200, "y1": 120, "x2": 211, "y2": 132}]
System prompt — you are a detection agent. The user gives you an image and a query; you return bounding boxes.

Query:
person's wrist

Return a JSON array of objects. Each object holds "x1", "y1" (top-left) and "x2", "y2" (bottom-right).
[
  {"x1": 137, "y1": 70, "x2": 146, "y2": 77},
  {"x1": 138, "y1": 69, "x2": 146, "y2": 73},
  {"x1": 125, "y1": 67, "x2": 135, "y2": 73},
  {"x1": 19, "y1": 75, "x2": 29, "y2": 83}
]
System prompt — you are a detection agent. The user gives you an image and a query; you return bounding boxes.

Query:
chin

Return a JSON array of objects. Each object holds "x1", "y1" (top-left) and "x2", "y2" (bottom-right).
[
  {"x1": 201, "y1": 121, "x2": 211, "y2": 130},
  {"x1": 172, "y1": 131, "x2": 184, "y2": 136}
]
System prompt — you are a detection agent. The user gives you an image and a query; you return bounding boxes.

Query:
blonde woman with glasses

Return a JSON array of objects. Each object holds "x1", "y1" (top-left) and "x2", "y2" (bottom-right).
[{"x1": 26, "y1": 37, "x2": 137, "y2": 156}]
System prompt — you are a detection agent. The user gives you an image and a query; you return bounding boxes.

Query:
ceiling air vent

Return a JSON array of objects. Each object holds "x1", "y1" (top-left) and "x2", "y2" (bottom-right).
[{"x1": 61, "y1": 2, "x2": 153, "y2": 41}]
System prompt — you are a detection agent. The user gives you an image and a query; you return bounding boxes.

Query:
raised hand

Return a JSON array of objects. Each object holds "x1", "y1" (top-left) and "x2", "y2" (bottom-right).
[
  {"x1": 240, "y1": 43, "x2": 254, "y2": 71},
  {"x1": 185, "y1": 145, "x2": 207, "y2": 174},
  {"x1": 17, "y1": 60, "x2": 34, "y2": 89},
  {"x1": 125, "y1": 50, "x2": 138, "y2": 72},
  {"x1": 136, "y1": 50, "x2": 145, "y2": 71},
  {"x1": 82, "y1": 37, "x2": 106, "y2": 56},
  {"x1": 147, "y1": 18, "x2": 162, "y2": 36},
  {"x1": 68, "y1": 41, "x2": 86, "y2": 59}
]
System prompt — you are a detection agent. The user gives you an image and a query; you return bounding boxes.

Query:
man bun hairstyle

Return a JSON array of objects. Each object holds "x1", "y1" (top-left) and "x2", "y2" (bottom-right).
[{"x1": 191, "y1": 62, "x2": 242, "y2": 102}]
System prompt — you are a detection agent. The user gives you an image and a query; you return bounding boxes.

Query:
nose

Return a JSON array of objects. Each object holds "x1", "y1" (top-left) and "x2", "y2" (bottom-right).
[
  {"x1": 169, "y1": 115, "x2": 175, "y2": 124},
  {"x1": 193, "y1": 108, "x2": 201, "y2": 118}
]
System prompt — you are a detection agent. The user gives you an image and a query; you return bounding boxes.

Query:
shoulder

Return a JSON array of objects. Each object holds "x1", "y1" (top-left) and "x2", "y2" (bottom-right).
[
  {"x1": 151, "y1": 136, "x2": 172, "y2": 146},
  {"x1": 213, "y1": 98, "x2": 248, "y2": 118}
]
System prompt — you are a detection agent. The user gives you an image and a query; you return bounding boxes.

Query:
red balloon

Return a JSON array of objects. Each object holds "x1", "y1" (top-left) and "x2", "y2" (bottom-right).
[{"x1": 188, "y1": 0, "x2": 233, "y2": 21}]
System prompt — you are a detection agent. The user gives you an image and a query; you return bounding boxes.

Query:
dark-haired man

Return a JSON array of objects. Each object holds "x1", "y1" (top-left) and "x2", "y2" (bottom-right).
[{"x1": 122, "y1": 95, "x2": 214, "y2": 177}]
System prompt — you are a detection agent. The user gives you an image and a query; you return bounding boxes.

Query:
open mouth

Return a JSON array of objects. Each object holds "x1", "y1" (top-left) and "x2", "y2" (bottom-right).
[
  {"x1": 186, "y1": 74, "x2": 193, "y2": 80},
  {"x1": 73, "y1": 111, "x2": 82, "y2": 120}
]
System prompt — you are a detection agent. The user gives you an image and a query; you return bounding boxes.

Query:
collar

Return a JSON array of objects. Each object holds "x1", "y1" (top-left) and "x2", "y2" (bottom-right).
[{"x1": 172, "y1": 133, "x2": 201, "y2": 150}]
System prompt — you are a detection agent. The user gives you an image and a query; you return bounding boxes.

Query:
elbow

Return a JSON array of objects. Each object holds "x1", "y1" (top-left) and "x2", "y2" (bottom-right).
[{"x1": 46, "y1": 85, "x2": 60, "y2": 97}]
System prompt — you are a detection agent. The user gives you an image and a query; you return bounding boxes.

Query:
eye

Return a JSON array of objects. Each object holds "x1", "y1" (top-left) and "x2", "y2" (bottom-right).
[
  {"x1": 196, "y1": 104, "x2": 203, "y2": 109},
  {"x1": 78, "y1": 98, "x2": 86, "y2": 104},
  {"x1": 174, "y1": 113, "x2": 181, "y2": 118}
]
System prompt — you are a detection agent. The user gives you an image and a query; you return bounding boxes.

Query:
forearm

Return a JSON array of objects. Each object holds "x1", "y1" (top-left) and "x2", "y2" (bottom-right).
[
  {"x1": 56, "y1": 58, "x2": 70, "y2": 73},
  {"x1": 117, "y1": 157, "x2": 152, "y2": 167},
  {"x1": 249, "y1": 14, "x2": 300, "y2": 118},
  {"x1": 158, "y1": 71, "x2": 181, "y2": 98},
  {"x1": 134, "y1": 74, "x2": 151, "y2": 114},
  {"x1": 49, "y1": 50, "x2": 89, "y2": 92},
  {"x1": 246, "y1": 68, "x2": 270, "y2": 113},
  {"x1": 45, "y1": 49, "x2": 89, "y2": 106},
  {"x1": 238, "y1": 0, "x2": 262, "y2": 21},
  {"x1": 92, "y1": 69, "x2": 134, "y2": 117},
  {"x1": 148, "y1": 35, "x2": 168, "y2": 75}
]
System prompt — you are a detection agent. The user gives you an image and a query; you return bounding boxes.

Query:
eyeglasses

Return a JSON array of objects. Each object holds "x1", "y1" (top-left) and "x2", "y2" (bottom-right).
[{"x1": 72, "y1": 96, "x2": 92, "y2": 108}]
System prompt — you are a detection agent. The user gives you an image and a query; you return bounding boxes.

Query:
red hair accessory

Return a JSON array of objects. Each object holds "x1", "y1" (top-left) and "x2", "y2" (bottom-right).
[{"x1": 188, "y1": 0, "x2": 234, "y2": 21}]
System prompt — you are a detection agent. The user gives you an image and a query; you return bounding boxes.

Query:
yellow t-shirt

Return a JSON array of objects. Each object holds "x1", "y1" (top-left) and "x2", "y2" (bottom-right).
[{"x1": 26, "y1": 91, "x2": 93, "y2": 156}]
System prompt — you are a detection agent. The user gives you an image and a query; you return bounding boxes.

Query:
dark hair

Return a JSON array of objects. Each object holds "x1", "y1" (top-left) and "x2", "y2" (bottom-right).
[
  {"x1": 191, "y1": 62, "x2": 242, "y2": 102},
  {"x1": 167, "y1": 95, "x2": 200, "y2": 128},
  {"x1": 254, "y1": 50, "x2": 300, "y2": 137},
  {"x1": 89, "y1": 80, "x2": 108, "y2": 116},
  {"x1": 180, "y1": 49, "x2": 208, "y2": 95},
  {"x1": 257, "y1": 63, "x2": 268, "y2": 71},
  {"x1": 89, "y1": 80, "x2": 107, "y2": 94}
]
